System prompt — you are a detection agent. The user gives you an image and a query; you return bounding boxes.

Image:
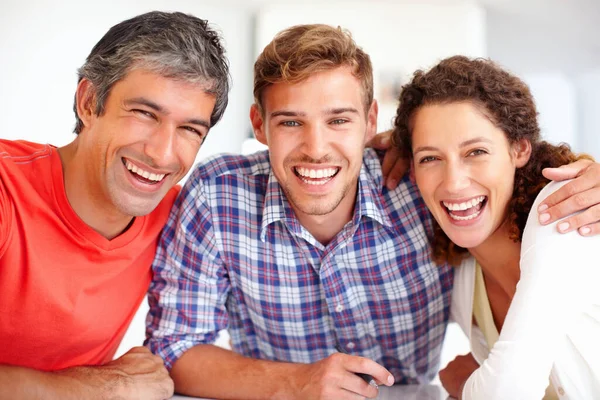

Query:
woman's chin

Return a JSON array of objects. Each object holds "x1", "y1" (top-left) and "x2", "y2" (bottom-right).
[{"x1": 446, "y1": 232, "x2": 485, "y2": 250}]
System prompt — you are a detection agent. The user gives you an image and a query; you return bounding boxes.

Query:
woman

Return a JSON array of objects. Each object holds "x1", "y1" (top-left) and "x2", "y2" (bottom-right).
[{"x1": 393, "y1": 56, "x2": 600, "y2": 399}]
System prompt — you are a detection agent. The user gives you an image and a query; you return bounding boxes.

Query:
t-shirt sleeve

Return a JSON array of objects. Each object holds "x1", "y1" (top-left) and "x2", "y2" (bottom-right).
[
  {"x1": 145, "y1": 166, "x2": 230, "y2": 370},
  {"x1": 461, "y1": 180, "x2": 598, "y2": 399},
  {"x1": 0, "y1": 149, "x2": 13, "y2": 253}
]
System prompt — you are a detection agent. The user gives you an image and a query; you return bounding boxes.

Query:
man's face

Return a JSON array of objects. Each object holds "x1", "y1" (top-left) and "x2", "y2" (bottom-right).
[
  {"x1": 252, "y1": 66, "x2": 377, "y2": 222},
  {"x1": 81, "y1": 69, "x2": 216, "y2": 217}
]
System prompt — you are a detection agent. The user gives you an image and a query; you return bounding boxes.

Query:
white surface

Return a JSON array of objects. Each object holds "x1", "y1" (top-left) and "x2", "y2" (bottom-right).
[
  {"x1": 576, "y1": 71, "x2": 600, "y2": 160},
  {"x1": 524, "y1": 73, "x2": 579, "y2": 151},
  {"x1": 171, "y1": 384, "x2": 449, "y2": 400}
]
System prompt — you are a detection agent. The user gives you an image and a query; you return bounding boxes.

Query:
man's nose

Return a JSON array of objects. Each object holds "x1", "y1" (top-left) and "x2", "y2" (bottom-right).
[{"x1": 144, "y1": 124, "x2": 176, "y2": 166}]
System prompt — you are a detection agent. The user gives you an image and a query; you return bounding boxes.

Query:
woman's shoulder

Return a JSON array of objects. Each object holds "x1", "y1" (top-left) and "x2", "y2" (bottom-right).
[{"x1": 521, "y1": 179, "x2": 596, "y2": 279}]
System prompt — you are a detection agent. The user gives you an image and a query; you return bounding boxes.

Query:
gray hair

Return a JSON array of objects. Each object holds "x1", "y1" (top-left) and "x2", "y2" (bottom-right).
[{"x1": 74, "y1": 11, "x2": 230, "y2": 133}]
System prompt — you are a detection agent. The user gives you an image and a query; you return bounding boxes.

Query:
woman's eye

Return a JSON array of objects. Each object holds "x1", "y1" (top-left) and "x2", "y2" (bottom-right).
[
  {"x1": 419, "y1": 156, "x2": 438, "y2": 164},
  {"x1": 469, "y1": 149, "x2": 488, "y2": 157}
]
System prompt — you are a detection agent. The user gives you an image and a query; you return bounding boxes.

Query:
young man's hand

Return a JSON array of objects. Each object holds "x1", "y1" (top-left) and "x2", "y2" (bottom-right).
[
  {"x1": 539, "y1": 160, "x2": 600, "y2": 235},
  {"x1": 366, "y1": 130, "x2": 409, "y2": 190},
  {"x1": 291, "y1": 352, "x2": 394, "y2": 400}
]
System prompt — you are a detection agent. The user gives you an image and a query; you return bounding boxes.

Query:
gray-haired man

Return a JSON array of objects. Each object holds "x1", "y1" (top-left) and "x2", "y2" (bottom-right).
[{"x1": 0, "y1": 11, "x2": 229, "y2": 400}]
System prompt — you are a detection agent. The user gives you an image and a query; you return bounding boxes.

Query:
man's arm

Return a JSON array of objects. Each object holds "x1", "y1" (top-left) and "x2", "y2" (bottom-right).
[
  {"x1": 170, "y1": 344, "x2": 393, "y2": 400},
  {"x1": 538, "y1": 160, "x2": 600, "y2": 235},
  {"x1": 0, "y1": 347, "x2": 173, "y2": 400}
]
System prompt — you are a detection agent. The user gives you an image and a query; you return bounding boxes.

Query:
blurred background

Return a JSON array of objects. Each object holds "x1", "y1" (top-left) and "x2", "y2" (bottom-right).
[{"x1": 2, "y1": 0, "x2": 599, "y2": 375}]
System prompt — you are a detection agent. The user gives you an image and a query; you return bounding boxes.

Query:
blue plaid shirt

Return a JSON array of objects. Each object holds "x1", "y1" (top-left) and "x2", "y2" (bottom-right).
[{"x1": 146, "y1": 149, "x2": 453, "y2": 383}]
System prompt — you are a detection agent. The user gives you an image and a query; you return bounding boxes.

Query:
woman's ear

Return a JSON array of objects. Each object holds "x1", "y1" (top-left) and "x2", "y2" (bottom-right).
[
  {"x1": 513, "y1": 139, "x2": 532, "y2": 168},
  {"x1": 250, "y1": 104, "x2": 267, "y2": 145}
]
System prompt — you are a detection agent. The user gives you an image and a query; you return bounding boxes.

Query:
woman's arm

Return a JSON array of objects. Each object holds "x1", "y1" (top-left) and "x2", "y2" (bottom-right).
[{"x1": 461, "y1": 181, "x2": 597, "y2": 399}]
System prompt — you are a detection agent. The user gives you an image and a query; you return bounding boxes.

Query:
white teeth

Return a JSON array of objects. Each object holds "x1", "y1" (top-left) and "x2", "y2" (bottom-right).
[
  {"x1": 296, "y1": 167, "x2": 338, "y2": 179},
  {"x1": 443, "y1": 196, "x2": 486, "y2": 211},
  {"x1": 125, "y1": 160, "x2": 166, "y2": 182},
  {"x1": 449, "y1": 211, "x2": 481, "y2": 221}
]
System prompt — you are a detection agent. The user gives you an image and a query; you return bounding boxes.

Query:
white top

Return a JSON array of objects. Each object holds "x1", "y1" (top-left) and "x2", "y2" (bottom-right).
[{"x1": 450, "y1": 180, "x2": 600, "y2": 400}]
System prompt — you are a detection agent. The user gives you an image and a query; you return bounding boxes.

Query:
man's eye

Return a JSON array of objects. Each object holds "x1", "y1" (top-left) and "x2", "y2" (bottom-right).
[
  {"x1": 182, "y1": 126, "x2": 206, "y2": 139},
  {"x1": 281, "y1": 121, "x2": 300, "y2": 127},
  {"x1": 330, "y1": 119, "x2": 348, "y2": 125},
  {"x1": 133, "y1": 109, "x2": 155, "y2": 119}
]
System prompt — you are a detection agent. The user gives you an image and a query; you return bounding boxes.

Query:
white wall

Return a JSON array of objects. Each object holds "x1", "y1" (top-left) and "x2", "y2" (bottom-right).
[
  {"x1": 524, "y1": 73, "x2": 579, "y2": 150},
  {"x1": 577, "y1": 72, "x2": 600, "y2": 160},
  {"x1": 486, "y1": 7, "x2": 600, "y2": 158},
  {"x1": 255, "y1": 0, "x2": 487, "y2": 131},
  {"x1": 0, "y1": 0, "x2": 254, "y2": 161}
]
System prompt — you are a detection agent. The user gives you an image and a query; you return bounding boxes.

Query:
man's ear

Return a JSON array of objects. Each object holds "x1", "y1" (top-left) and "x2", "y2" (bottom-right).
[
  {"x1": 365, "y1": 99, "x2": 378, "y2": 143},
  {"x1": 513, "y1": 139, "x2": 532, "y2": 168},
  {"x1": 250, "y1": 104, "x2": 267, "y2": 145},
  {"x1": 75, "y1": 78, "x2": 97, "y2": 130}
]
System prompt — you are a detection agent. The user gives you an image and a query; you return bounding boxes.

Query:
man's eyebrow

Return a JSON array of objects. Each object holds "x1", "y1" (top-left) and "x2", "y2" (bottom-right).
[
  {"x1": 124, "y1": 97, "x2": 164, "y2": 113},
  {"x1": 270, "y1": 110, "x2": 307, "y2": 118},
  {"x1": 124, "y1": 97, "x2": 210, "y2": 129},
  {"x1": 325, "y1": 107, "x2": 359, "y2": 115}
]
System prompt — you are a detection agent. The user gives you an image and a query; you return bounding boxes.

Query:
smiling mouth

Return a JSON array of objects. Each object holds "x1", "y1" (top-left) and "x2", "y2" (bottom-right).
[
  {"x1": 123, "y1": 159, "x2": 167, "y2": 185},
  {"x1": 442, "y1": 196, "x2": 488, "y2": 221},
  {"x1": 294, "y1": 166, "x2": 340, "y2": 185}
]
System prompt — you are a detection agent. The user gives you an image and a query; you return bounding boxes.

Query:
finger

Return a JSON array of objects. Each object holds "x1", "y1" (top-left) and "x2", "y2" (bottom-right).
[
  {"x1": 341, "y1": 373, "x2": 379, "y2": 399},
  {"x1": 538, "y1": 185, "x2": 600, "y2": 225},
  {"x1": 578, "y1": 220, "x2": 600, "y2": 236},
  {"x1": 552, "y1": 204, "x2": 600, "y2": 234},
  {"x1": 381, "y1": 146, "x2": 399, "y2": 179},
  {"x1": 541, "y1": 159, "x2": 593, "y2": 181},
  {"x1": 385, "y1": 157, "x2": 409, "y2": 190},
  {"x1": 367, "y1": 131, "x2": 392, "y2": 150},
  {"x1": 347, "y1": 357, "x2": 394, "y2": 388}
]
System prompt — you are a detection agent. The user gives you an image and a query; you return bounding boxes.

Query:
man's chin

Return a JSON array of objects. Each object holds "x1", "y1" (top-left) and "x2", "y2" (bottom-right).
[{"x1": 114, "y1": 195, "x2": 164, "y2": 218}]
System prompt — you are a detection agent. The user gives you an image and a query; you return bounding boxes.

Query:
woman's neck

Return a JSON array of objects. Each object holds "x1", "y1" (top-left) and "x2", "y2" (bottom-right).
[{"x1": 469, "y1": 220, "x2": 522, "y2": 328}]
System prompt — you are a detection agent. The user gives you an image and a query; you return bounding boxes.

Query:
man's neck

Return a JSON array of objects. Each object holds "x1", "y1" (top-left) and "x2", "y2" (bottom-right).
[
  {"x1": 293, "y1": 186, "x2": 358, "y2": 246},
  {"x1": 57, "y1": 140, "x2": 133, "y2": 240}
]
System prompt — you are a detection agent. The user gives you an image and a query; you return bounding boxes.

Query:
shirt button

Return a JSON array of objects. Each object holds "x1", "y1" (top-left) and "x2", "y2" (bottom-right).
[
  {"x1": 557, "y1": 387, "x2": 565, "y2": 396},
  {"x1": 346, "y1": 342, "x2": 355, "y2": 350},
  {"x1": 335, "y1": 304, "x2": 344, "y2": 312}
]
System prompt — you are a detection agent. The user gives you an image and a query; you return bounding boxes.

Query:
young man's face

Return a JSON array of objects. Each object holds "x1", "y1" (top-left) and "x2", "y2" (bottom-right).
[
  {"x1": 81, "y1": 68, "x2": 216, "y2": 217},
  {"x1": 251, "y1": 66, "x2": 377, "y2": 223}
]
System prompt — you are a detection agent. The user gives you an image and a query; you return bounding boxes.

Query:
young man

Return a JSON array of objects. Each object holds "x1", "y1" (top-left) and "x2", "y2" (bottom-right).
[
  {"x1": 145, "y1": 24, "x2": 600, "y2": 399},
  {"x1": 0, "y1": 11, "x2": 230, "y2": 399}
]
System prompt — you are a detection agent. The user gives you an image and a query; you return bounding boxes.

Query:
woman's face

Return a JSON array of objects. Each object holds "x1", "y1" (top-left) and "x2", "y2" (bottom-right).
[{"x1": 410, "y1": 102, "x2": 530, "y2": 249}]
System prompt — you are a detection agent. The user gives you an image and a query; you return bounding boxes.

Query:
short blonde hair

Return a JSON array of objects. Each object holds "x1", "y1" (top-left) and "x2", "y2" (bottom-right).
[{"x1": 253, "y1": 24, "x2": 373, "y2": 113}]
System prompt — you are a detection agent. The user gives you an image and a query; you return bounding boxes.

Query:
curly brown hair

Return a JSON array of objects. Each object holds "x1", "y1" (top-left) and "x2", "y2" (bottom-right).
[{"x1": 392, "y1": 55, "x2": 592, "y2": 266}]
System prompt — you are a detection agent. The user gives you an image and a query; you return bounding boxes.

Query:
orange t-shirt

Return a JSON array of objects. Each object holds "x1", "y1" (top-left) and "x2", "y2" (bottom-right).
[{"x1": 0, "y1": 140, "x2": 178, "y2": 370}]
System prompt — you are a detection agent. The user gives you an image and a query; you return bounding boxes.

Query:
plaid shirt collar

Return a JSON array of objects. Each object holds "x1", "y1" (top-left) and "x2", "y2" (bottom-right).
[{"x1": 260, "y1": 153, "x2": 393, "y2": 243}]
